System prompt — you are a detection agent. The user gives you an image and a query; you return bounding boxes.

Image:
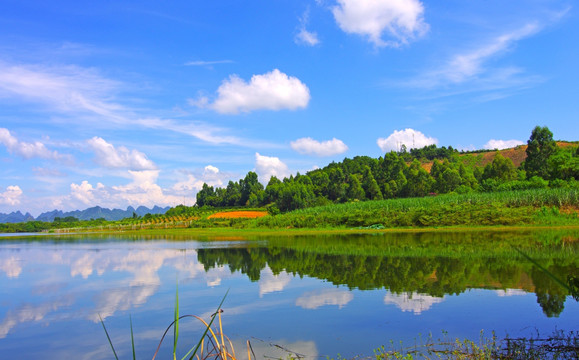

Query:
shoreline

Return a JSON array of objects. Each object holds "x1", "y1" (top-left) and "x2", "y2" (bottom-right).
[{"x1": 3, "y1": 224, "x2": 579, "y2": 239}]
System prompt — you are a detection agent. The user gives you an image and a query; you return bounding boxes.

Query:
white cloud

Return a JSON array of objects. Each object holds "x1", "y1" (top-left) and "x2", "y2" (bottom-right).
[
  {"x1": 384, "y1": 291, "x2": 445, "y2": 314},
  {"x1": 0, "y1": 61, "x2": 252, "y2": 147},
  {"x1": 296, "y1": 29, "x2": 320, "y2": 46},
  {"x1": 0, "y1": 62, "x2": 121, "y2": 118},
  {"x1": 184, "y1": 60, "x2": 234, "y2": 66},
  {"x1": 172, "y1": 174, "x2": 205, "y2": 193},
  {"x1": 295, "y1": 8, "x2": 320, "y2": 46},
  {"x1": 64, "y1": 170, "x2": 197, "y2": 210},
  {"x1": 171, "y1": 165, "x2": 224, "y2": 194},
  {"x1": 204, "y1": 165, "x2": 219, "y2": 175},
  {"x1": 0, "y1": 256, "x2": 22, "y2": 278},
  {"x1": 255, "y1": 153, "x2": 290, "y2": 183},
  {"x1": 0, "y1": 186, "x2": 23, "y2": 206},
  {"x1": 135, "y1": 117, "x2": 247, "y2": 146},
  {"x1": 291, "y1": 137, "x2": 348, "y2": 156},
  {"x1": 408, "y1": 23, "x2": 541, "y2": 89},
  {"x1": 258, "y1": 267, "x2": 292, "y2": 297},
  {"x1": 496, "y1": 289, "x2": 528, "y2": 297},
  {"x1": 0, "y1": 297, "x2": 74, "y2": 339},
  {"x1": 195, "y1": 69, "x2": 310, "y2": 114},
  {"x1": 377, "y1": 128, "x2": 437, "y2": 152},
  {"x1": 0, "y1": 245, "x2": 230, "y2": 338},
  {"x1": 0, "y1": 128, "x2": 69, "y2": 161},
  {"x1": 87, "y1": 137, "x2": 157, "y2": 171},
  {"x1": 70, "y1": 180, "x2": 101, "y2": 205},
  {"x1": 332, "y1": 0, "x2": 428, "y2": 47},
  {"x1": 296, "y1": 288, "x2": 353, "y2": 309},
  {"x1": 483, "y1": 139, "x2": 524, "y2": 150}
]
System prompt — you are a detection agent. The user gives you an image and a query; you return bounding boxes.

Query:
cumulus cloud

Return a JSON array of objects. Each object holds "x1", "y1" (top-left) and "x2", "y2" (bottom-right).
[
  {"x1": 258, "y1": 267, "x2": 292, "y2": 297},
  {"x1": 295, "y1": 8, "x2": 320, "y2": 46},
  {"x1": 172, "y1": 174, "x2": 205, "y2": 193},
  {"x1": 496, "y1": 289, "x2": 528, "y2": 297},
  {"x1": 70, "y1": 181, "x2": 103, "y2": 205},
  {"x1": 384, "y1": 291, "x2": 445, "y2": 314},
  {"x1": 291, "y1": 137, "x2": 348, "y2": 156},
  {"x1": 172, "y1": 165, "x2": 224, "y2": 193},
  {"x1": 65, "y1": 170, "x2": 197, "y2": 210},
  {"x1": 193, "y1": 69, "x2": 310, "y2": 114},
  {"x1": 0, "y1": 256, "x2": 22, "y2": 278},
  {"x1": 296, "y1": 288, "x2": 354, "y2": 309},
  {"x1": 332, "y1": 0, "x2": 428, "y2": 47},
  {"x1": 377, "y1": 128, "x2": 437, "y2": 152},
  {"x1": 255, "y1": 153, "x2": 290, "y2": 183},
  {"x1": 483, "y1": 139, "x2": 524, "y2": 150},
  {"x1": 0, "y1": 186, "x2": 23, "y2": 206},
  {"x1": 87, "y1": 137, "x2": 157, "y2": 170},
  {"x1": 0, "y1": 128, "x2": 69, "y2": 161}
]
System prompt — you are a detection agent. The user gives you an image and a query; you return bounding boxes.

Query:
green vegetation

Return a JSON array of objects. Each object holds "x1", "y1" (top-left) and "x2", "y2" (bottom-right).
[
  {"x1": 193, "y1": 126, "x2": 579, "y2": 216},
  {"x1": 372, "y1": 330, "x2": 579, "y2": 359},
  {"x1": 1, "y1": 188, "x2": 577, "y2": 233},
  {"x1": 2, "y1": 126, "x2": 578, "y2": 233},
  {"x1": 196, "y1": 230, "x2": 579, "y2": 317}
]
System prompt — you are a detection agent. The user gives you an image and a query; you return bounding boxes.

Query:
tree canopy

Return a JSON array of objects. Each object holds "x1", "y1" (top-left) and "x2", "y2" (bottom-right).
[{"x1": 194, "y1": 126, "x2": 577, "y2": 213}]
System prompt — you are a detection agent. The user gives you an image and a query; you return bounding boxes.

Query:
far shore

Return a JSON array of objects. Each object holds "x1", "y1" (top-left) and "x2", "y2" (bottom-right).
[{"x1": 3, "y1": 224, "x2": 579, "y2": 240}]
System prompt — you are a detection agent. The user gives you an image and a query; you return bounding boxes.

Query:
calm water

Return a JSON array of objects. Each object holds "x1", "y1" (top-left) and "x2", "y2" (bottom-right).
[{"x1": 0, "y1": 230, "x2": 577, "y2": 359}]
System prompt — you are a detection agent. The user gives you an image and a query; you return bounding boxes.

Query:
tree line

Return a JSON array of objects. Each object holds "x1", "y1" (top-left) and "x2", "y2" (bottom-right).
[{"x1": 196, "y1": 126, "x2": 579, "y2": 213}]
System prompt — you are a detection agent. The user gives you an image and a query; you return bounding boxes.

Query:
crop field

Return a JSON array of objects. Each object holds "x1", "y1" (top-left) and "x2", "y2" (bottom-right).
[{"x1": 207, "y1": 210, "x2": 268, "y2": 219}]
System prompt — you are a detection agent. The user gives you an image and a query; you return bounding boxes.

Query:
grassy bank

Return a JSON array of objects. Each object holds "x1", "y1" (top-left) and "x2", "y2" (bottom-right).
[
  {"x1": 3, "y1": 188, "x2": 578, "y2": 234},
  {"x1": 251, "y1": 188, "x2": 579, "y2": 229}
]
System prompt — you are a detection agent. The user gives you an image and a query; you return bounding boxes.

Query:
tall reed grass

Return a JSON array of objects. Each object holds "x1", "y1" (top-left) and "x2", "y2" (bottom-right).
[{"x1": 254, "y1": 188, "x2": 579, "y2": 229}]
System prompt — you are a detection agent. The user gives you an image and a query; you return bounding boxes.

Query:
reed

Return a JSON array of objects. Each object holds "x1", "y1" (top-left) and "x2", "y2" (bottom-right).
[{"x1": 100, "y1": 289, "x2": 236, "y2": 360}]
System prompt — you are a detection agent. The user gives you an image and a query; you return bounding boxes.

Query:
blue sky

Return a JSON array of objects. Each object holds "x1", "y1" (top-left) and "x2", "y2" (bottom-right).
[{"x1": 0, "y1": 0, "x2": 577, "y2": 215}]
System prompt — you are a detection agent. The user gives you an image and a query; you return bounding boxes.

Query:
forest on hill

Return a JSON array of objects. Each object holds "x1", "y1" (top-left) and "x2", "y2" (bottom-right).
[{"x1": 193, "y1": 126, "x2": 579, "y2": 213}]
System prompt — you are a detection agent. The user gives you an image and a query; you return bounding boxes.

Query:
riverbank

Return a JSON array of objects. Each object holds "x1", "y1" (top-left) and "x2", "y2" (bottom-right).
[{"x1": 2, "y1": 188, "x2": 578, "y2": 234}]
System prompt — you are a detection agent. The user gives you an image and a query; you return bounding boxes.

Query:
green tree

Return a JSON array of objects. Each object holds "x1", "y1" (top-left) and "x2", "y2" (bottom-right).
[
  {"x1": 483, "y1": 152, "x2": 518, "y2": 181},
  {"x1": 276, "y1": 181, "x2": 315, "y2": 212},
  {"x1": 439, "y1": 168, "x2": 462, "y2": 193},
  {"x1": 308, "y1": 170, "x2": 330, "y2": 197},
  {"x1": 240, "y1": 171, "x2": 264, "y2": 206},
  {"x1": 196, "y1": 183, "x2": 215, "y2": 207},
  {"x1": 327, "y1": 167, "x2": 347, "y2": 201},
  {"x1": 224, "y1": 181, "x2": 242, "y2": 206},
  {"x1": 264, "y1": 176, "x2": 283, "y2": 205},
  {"x1": 362, "y1": 166, "x2": 383, "y2": 200},
  {"x1": 403, "y1": 160, "x2": 434, "y2": 197},
  {"x1": 548, "y1": 146, "x2": 579, "y2": 180},
  {"x1": 524, "y1": 126, "x2": 558, "y2": 179},
  {"x1": 346, "y1": 175, "x2": 365, "y2": 201}
]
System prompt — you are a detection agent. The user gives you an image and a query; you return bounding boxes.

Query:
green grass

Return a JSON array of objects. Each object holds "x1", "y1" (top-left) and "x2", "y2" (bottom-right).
[
  {"x1": 250, "y1": 188, "x2": 579, "y2": 229},
  {"x1": 4, "y1": 188, "x2": 577, "y2": 234}
]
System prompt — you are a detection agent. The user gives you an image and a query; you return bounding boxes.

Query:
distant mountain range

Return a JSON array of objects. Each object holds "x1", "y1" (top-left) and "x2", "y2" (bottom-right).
[{"x1": 0, "y1": 205, "x2": 170, "y2": 224}]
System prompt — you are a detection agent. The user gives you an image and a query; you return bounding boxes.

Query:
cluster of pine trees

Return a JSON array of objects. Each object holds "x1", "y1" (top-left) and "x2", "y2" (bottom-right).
[{"x1": 196, "y1": 126, "x2": 579, "y2": 212}]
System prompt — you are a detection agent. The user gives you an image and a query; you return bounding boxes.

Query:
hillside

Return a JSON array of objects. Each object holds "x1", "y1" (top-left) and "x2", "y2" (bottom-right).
[
  {"x1": 471, "y1": 141, "x2": 577, "y2": 167},
  {"x1": 418, "y1": 141, "x2": 578, "y2": 172}
]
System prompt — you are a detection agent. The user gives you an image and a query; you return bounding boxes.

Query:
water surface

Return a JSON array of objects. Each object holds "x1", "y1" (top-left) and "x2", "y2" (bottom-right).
[{"x1": 0, "y1": 230, "x2": 577, "y2": 359}]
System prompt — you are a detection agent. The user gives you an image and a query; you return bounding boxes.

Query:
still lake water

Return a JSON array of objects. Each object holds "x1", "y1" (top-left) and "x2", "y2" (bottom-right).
[{"x1": 0, "y1": 230, "x2": 577, "y2": 359}]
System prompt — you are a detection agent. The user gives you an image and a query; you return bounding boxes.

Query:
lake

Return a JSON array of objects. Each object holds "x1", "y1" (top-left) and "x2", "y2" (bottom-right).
[{"x1": 0, "y1": 229, "x2": 577, "y2": 359}]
